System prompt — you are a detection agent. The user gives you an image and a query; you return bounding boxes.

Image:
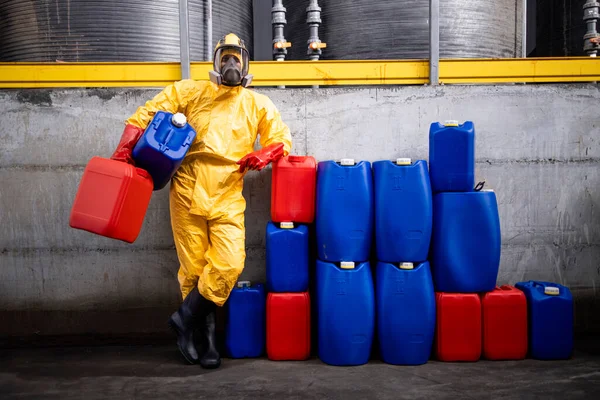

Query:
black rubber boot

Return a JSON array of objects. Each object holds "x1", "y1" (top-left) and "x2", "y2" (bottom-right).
[
  {"x1": 168, "y1": 287, "x2": 214, "y2": 365},
  {"x1": 199, "y1": 311, "x2": 221, "y2": 369}
]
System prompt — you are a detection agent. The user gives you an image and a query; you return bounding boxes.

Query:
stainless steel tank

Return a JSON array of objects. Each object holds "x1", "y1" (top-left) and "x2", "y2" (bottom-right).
[
  {"x1": 285, "y1": 0, "x2": 523, "y2": 60},
  {"x1": 0, "y1": 0, "x2": 253, "y2": 62}
]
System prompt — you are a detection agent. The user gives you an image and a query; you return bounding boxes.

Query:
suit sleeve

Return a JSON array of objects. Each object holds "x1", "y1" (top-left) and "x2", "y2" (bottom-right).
[{"x1": 257, "y1": 97, "x2": 292, "y2": 156}]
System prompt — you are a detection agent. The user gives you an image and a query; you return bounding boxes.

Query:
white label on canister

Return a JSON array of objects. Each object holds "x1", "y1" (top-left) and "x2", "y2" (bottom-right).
[
  {"x1": 399, "y1": 262, "x2": 414, "y2": 270},
  {"x1": 237, "y1": 280, "x2": 251, "y2": 288},
  {"x1": 396, "y1": 158, "x2": 412, "y2": 165},
  {"x1": 340, "y1": 261, "x2": 355, "y2": 269},
  {"x1": 280, "y1": 222, "x2": 294, "y2": 229},
  {"x1": 545, "y1": 286, "x2": 560, "y2": 296},
  {"x1": 340, "y1": 158, "x2": 355, "y2": 166}
]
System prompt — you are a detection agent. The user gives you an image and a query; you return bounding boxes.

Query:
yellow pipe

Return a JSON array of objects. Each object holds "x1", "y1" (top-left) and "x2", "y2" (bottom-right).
[{"x1": 0, "y1": 58, "x2": 598, "y2": 88}]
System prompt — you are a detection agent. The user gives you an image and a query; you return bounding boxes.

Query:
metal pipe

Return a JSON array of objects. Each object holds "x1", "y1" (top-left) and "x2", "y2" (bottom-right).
[
  {"x1": 306, "y1": 0, "x2": 323, "y2": 61},
  {"x1": 272, "y1": 0, "x2": 289, "y2": 88},
  {"x1": 206, "y1": 0, "x2": 213, "y2": 61},
  {"x1": 306, "y1": 0, "x2": 325, "y2": 88},
  {"x1": 429, "y1": 0, "x2": 440, "y2": 85},
  {"x1": 272, "y1": 0, "x2": 288, "y2": 61},
  {"x1": 583, "y1": 1, "x2": 600, "y2": 57},
  {"x1": 179, "y1": 0, "x2": 191, "y2": 79}
]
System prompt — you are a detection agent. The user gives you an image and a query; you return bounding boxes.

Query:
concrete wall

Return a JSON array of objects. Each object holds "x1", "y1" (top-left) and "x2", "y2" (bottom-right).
[{"x1": 1, "y1": 84, "x2": 599, "y2": 337}]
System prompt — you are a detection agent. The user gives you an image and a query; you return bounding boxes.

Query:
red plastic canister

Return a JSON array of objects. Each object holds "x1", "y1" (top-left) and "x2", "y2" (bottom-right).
[
  {"x1": 271, "y1": 155, "x2": 316, "y2": 223},
  {"x1": 481, "y1": 285, "x2": 528, "y2": 360},
  {"x1": 69, "y1": 157, "x2": 153, "y2": 243},
  {"x1": 435, "y1": 292, "x2": 482, "y2": 362},
  {"x1": 266, "y1": 292, "x2": 311, "y2": 361}
]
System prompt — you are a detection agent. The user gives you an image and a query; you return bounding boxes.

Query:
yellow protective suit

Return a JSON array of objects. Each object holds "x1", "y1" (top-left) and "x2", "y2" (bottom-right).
[{"x1": 126, "y1": 79, "x2": 292, "y2": 306}]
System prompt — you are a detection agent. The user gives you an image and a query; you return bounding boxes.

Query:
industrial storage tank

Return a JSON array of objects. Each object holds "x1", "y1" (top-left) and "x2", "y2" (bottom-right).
[
  {"x1": 285, "y1": 0, "x2": 523, "y2": 60},
  {"x1": 0, "y1": 0, "x2": 253, "y2": 62}
]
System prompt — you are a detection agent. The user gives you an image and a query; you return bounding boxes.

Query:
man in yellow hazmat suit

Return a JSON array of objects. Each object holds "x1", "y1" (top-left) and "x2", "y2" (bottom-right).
[{"x1": 110, "y1": 33, "x2": 292, "y2": 368}]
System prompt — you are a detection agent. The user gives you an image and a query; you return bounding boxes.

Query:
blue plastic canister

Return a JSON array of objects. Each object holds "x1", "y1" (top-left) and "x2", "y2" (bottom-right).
[
  {"x1": 225, "y1": 281, "x2": 266, "y2": 358},
  {"x1": 266, "y1": 221, "x2": 309, "y2": 293},
  {"x1": 515, "y1": 281, "x2": 573, "y2": 360},
  {"x1": 376, "y1": 261, "x2": 436, "y2": 365},
  {"x1": 316, "y1": 260, "x2": 375, "y2": 366},
  {"x1": 429, "y1": 120, "x2": 475, "y2": 193},
  {"x1": 373, "y1": 159, "x2": 432, "y2": 263},
  {"x1": 431, "y1": 190, "x2": 501, "y2": 293},
  {"x1": 316, "y1": 159, "x2": 373, "y2": 262},
  {"x1": 132, "y1": 111, "x2": 196, "y2": 190}
]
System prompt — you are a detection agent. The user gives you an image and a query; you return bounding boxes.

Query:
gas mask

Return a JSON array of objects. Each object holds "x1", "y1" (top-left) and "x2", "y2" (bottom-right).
[{"x1": 221, "y1": 55, "x2": 242, "y2": 85}]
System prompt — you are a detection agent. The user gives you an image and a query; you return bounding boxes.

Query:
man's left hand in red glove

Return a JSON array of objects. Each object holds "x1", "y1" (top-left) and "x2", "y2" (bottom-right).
[{"x1": 237, "y1": 142, "x2": 285, "y2": 173}]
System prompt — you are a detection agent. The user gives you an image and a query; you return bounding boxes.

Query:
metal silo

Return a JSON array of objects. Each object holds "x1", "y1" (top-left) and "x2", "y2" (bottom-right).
[
  {"x1": 0, "y1": 0, "x2": 253, "y2": 62},
  {"x1": 285, "y1": 0, "x2": 523, "y2": 60}
]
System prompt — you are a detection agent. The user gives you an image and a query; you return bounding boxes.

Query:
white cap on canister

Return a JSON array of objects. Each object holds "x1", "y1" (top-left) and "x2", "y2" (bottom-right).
[
  {"x1": 340, "y1": 261, "x2": 355, "y2": 269},
  {"x1": 340, "y1": 158, "x2": 355, "y2": 166},
  {"x1": 280, "y1": 222, "x2": 294, "y2": 229},
  {"x1": 172, "y1": 112, "x2": 187, "y2": 128},
  {"x1": 399, "y1": 262, "x2": 414, "y2": 270},
  {"x1": 396, "y1": 158, "x2": 412, "y2": 165},
  {"x1": 237, "y1": 280, "x2": 251, "y2": 288},
  {"x1": 544, "y1": 286, "x2": 560, "y2": 296},
  {"x1": 443, "y1": 120, "x2": 459, "y2": 127}
]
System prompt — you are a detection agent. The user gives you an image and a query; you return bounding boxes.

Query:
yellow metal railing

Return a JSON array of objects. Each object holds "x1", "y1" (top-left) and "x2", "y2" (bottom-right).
[{"x1": 0, "y1": 58, "x2": 598, "y2": 88}]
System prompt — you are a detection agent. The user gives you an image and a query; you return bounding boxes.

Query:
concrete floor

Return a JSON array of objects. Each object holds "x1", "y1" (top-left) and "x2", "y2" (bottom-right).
[{"x1": 1, "y1": 343, "x2": 599, "y2": 399}]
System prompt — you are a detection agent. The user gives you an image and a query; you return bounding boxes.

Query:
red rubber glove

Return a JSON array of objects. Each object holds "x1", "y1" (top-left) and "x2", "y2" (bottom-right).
[
  {"x1": 237, "y1": 142, "x2": 285, "y2": 173},
  {"x1": 110, "y1": 124, "x2": 145, "y2": 165}
]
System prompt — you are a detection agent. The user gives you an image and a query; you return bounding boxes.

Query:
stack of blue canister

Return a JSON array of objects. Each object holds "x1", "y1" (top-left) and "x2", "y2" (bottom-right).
[
  {"x1": 372, "y1": 157, "x2": 436, "y2": 365},
  {"x1": 315, "y1": 159, "x2": 375, "y2": 366},
  {"x1": 428, "y1": 121, "x2": 501, "y2": 294}
]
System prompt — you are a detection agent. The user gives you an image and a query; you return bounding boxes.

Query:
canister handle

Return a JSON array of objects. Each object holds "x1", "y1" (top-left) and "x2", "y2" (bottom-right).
[
  {"x1": 288, "y1": 155, "x2": 304, "y2": 163},
  {"x1": 135, "y1": 168, "x2": 152, "y2": 180}
]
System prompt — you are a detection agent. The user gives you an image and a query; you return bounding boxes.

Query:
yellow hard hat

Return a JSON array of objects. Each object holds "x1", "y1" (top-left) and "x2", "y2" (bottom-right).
[{"x1": 215, "y1": 33, "x2": 246, "y2": 49}]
